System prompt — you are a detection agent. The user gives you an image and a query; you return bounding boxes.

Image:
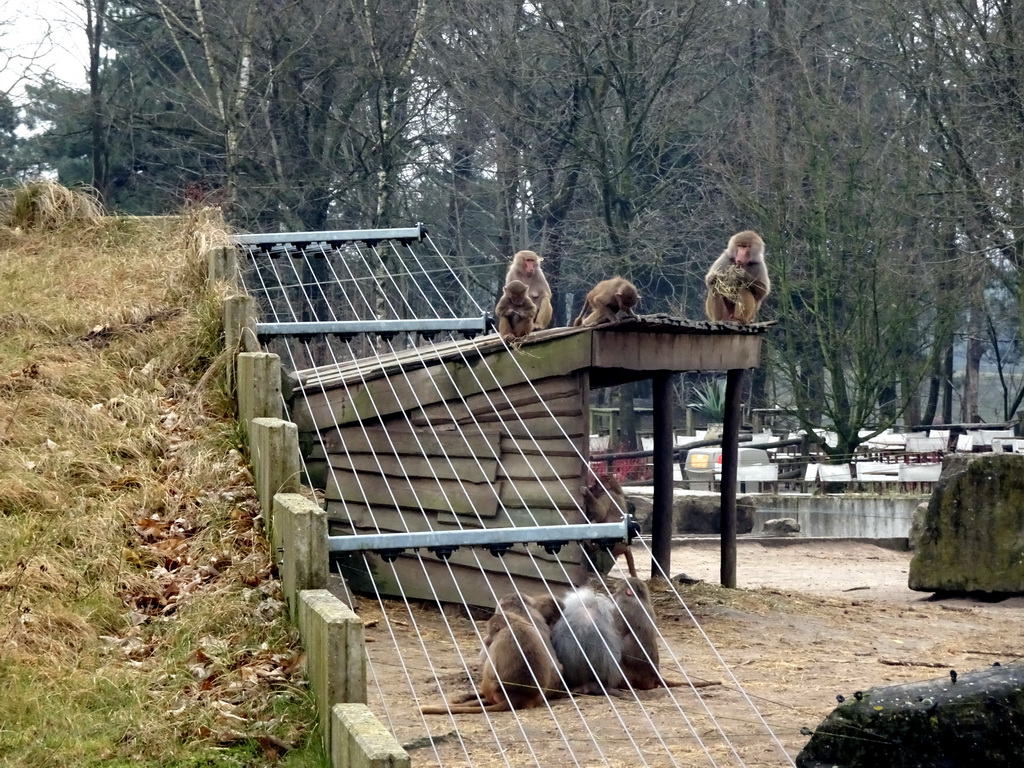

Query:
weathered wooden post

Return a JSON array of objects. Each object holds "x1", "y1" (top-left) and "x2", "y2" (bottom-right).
[
  {"x1": 651, "y1": 372, "x2": 675, "y2": 578},
  {"x1": 248, "y1": 417, "x2": 301, "y2": 531},
  {"x1": 273, "y1": 493, "x2": 328, "y2": 616},
  {"x1": 300, "y1": 592, "x2": 373, "y2": 756},
  {"x1": 331, "y1": 704, "x2": 409, "y2": 768},
  {"x1": 237, "y1": 352, "x2": 282, "y2": 430},
  {"x1": 206, "y1": 245, "x2": 239, "y2": 287},
  {"x1": 720, "y1": 368, "x2": 745, "y2": 588},
  {"x1": 223, "y1": 294, "x2": 258, "y2": 354}
]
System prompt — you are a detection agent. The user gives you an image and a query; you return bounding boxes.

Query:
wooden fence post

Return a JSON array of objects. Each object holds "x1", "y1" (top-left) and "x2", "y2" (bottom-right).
[
  {"x1": 331, "y1": 704, "x2": 409, "y2": 768},
  {"x1": 248, "y1": 418, "x2": 301, "y2": 541},
  {"x1": 299, "y1": 592, "x2": 372, "y2": 755},
  {"x1": 273, "y1": 493, "x2": 328, "y2": 616},
  {"x1": 222, "y1": 294, "x2": 258, "y2": 395},
  {"x1": 207, "y1": 245, "x2": 239, "y2": 287},
  {"x1": 224, "y1": 294, "x2": 258, "y2": 354},
  {"x1": 237, "y1": 352, "x2": 282, "y2": 432}
]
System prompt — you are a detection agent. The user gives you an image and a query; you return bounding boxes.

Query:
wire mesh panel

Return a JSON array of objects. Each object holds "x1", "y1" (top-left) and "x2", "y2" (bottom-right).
[
  {"x1": 236, "y1": 227, "x2": 490, "y2": 371},
  {"x1": 234, "y1": 226, "x2": 798, "y2": 767}
]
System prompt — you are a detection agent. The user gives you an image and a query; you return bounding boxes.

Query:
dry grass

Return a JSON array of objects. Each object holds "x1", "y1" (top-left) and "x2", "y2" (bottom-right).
[
  {"x1": 0, "y1": 197, "x2": 324, "y2": 767},
  {"x1": 706, "y1": 264, "x2": 751, "y2": 302},
  {"x1": 0, "y1": 180, "x2": 105, "y2": 231}
]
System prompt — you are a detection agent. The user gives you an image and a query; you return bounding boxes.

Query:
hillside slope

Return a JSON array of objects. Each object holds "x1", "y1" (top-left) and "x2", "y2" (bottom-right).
[{"x1": 0, "y1": 189, "x2": 322, "y2": 767}]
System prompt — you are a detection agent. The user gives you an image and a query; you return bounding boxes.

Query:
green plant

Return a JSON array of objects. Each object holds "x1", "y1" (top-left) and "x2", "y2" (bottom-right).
[{"x1": 688, "y1": 378, "x2": 727, "y2": 422}]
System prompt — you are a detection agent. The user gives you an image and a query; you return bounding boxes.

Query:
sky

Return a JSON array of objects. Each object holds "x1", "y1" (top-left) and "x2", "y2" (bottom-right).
[{"x1": 1, "y1": 3, "x2": 90, "y2": 98}]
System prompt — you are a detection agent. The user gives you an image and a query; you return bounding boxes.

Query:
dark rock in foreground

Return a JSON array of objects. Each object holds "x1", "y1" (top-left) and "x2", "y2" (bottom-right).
[{"x1": 797, "y1": 661, "x2": 1024, "y2": 767}]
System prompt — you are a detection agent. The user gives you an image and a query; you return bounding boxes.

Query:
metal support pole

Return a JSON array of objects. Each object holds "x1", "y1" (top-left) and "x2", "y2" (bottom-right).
[
  {"x1": 651, "y1": 372, "x2": 675, "y2": 579},
  {"x1": 720, "y1": 368, "x2": 745, "y2": 588},
  {"x1": 326, "y1": 519, "x2": 634, "y2": 558}
]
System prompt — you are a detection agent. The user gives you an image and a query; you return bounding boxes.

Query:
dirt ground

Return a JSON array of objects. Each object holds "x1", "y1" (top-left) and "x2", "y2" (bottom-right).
[{"x1": 351, "y1": 539, "x2": 1023, "y2": 767}]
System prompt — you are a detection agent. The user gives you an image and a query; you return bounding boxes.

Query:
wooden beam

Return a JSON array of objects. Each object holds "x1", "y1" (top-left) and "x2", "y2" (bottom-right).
[
  {"x1": 408, "y1": 376, "x2": 582, "y2": 425},
  {"x1": 499, "y1": 413, "x2": 587, "y2": 440},
  {"x1": 325, "y1": 470, "x2": 500, "y2": 518},
  {"x1": 326, "y1": 503, "x2": 582, "y2": 537},
  {"x1": 592, "y1": 331, "x2": 761, "y2": 372},
  {"x1": 498, "y1": 477, "x2": 580, "y2": 509},
  {"x1": 500, "y1": 435, "x2": 584, "y2": 458},
  {"x1": 290, "y1": 333, "x2": 592, "y2": 431},
  {"x1": 339, "y1": 544, "x2": 586, "y2": 609},
  {"x1": 322, "y1": 452, "x2": 498, "y2": 484},
  {"x1": 290, "y1": 324, "x2": 585, "y2": 393},
  {"x1": 497, "y1": 453, "x2": 581, "y2": 480}
]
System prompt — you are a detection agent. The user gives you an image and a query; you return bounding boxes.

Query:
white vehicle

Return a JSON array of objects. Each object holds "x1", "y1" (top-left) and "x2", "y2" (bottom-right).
[{"x1": 684, "y1": 446, "x2": 777, "y2": 491}]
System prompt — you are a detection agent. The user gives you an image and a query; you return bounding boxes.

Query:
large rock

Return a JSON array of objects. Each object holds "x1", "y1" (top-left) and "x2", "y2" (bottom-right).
[
  {"x1": 673, "y1": 494, "x2": 755, "y2": 534},
  {"x1": 797, "y1": 661, "x2": 1024, "y2": 767},
  {"x1": 909, "y1": 454, "x2": 1024, "y2": 594},
  {"x1": 624, "y1": 494, "x2": 653, "y2": 531},
  {"x1": 762, "y1": 517, "x2": 800, "y2": 535},
  {"x1": 907, "y1": 502, "x2": 928, "y2": 550}
]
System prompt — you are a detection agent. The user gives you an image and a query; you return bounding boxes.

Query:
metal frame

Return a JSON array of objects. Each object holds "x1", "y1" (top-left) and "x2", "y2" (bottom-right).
[
  {"x1": 257, "y1": 316, "x2": 491, "y2": 339},
  {"x1": 232, "y1": 225, "x2": 427, "y2": 249},
  {"x1": 327, "y1": 519, "x2": 636, "y2": 561}
]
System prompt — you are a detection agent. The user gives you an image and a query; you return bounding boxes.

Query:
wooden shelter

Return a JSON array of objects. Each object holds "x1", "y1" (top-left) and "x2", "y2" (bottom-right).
[{"x1": 287, "y1": 314, "x2": 766, "y2": 607}]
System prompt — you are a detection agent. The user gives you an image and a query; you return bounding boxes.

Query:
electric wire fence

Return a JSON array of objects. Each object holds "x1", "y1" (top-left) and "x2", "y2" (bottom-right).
[{"x1": 236, "y1": 229, "x2": 803, "y2": 766}]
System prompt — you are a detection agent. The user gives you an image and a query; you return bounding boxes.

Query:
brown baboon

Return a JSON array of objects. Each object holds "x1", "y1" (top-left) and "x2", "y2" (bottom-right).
[
  {"x1": 505, "y1": 250, "x2": 553, "y2": 329},
  {"x1": 613, "y1": 578, "x2": 720, "y2": 691},
  {"x1": 495, "y1": 279, "x2": 537, "y2": 341},
  {"x1": 572, "y1": 277, "x2": 640, "y2": 327},
  {"x1": 421, "y1": 593, "x2": 560, "y2": 714},
  {"x1": 704, "y1": 230, "x2": 770, "y2": 323},
  {"x1": 613, "y1": 577, "x2": 667, "y2": 690},
  {"x1": 581, "y1": 475, "x2": 637, "y2": 578},
  {"x1": 479, "y1": 592, "x2": 560, "y2": 654}
]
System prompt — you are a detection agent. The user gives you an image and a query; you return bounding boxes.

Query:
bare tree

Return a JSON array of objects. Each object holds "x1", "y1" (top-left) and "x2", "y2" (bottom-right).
[
  {"x1": 711, "y1": 0, "x2": 949, "y2": 459},
  {"x1": 881, "y1": 0, "x2": 1024, "y2": 423},
  {"x1": 147, "y1": 0, "x2": 258, "y2": 207},
  {"x1": 81, "y1": 0, "x2": 110, "y2": 201}
]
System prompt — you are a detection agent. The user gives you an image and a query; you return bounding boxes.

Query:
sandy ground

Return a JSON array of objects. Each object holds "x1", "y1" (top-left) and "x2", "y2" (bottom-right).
[
  {"x1": 651, "y1": 537, "x2": 922, "y2": 602},
  {"x1": 351, "y1": 539, "x2": 1023, "y2": 768}
]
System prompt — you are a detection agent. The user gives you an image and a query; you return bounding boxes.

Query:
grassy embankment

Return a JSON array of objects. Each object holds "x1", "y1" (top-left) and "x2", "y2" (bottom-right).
[{"x1": 0, "y1": 183, "x2": 325, "y2": 767}]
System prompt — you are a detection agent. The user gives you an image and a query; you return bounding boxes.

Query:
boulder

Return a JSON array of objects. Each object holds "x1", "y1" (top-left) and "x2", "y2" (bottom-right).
[
  {"x1": 673, "y1": 494, "x2": 755, "y2": 535},
  {"x1": 762, "y1": 517, "x2": 800, "y2": 535},
  {"x1": 907, "y1": 502, "x2": 927, "y2": 551},
  {"x1": 908, "y1": 454, "x2": 1024, "y2": 594},
  {"x1": 625, "y1": 494, "x2": 653, "y2": 531},
  {"x1": 797, "y1": 661, "x2": 1024, "y2": 767}
]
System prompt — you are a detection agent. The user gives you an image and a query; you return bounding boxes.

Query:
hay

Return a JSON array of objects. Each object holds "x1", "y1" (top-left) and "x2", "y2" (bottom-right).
[
  {"x1": 707, "y1": 264, "x2": 752, "y2": 301},
  {"x1": 1, "y1": 180, "x2": 104, "y2": 231}
]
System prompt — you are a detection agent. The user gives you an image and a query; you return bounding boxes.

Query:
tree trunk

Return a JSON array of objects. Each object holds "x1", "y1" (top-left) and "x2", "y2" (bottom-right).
[
  {"x1": 617, "y1": 383, "x2": 639, "y2": 452},
  {"x1": 943, "y1": 342, "x2": 954, "y2": 425},
  {"x1": 961, "y1": 303, "x2": 986, "y2": 423},
  {"x1": 86, "y1": 0, "x2": 109, "y2": 202}
]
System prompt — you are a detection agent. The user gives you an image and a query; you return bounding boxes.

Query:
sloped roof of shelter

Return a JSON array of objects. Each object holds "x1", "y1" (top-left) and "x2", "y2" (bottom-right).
[
  {"x1": 290, "y1": 314, "x2": 771, "y2": 396},
  {"x1": 286, "y1": 314, "x2": 770, "y2": 431}
]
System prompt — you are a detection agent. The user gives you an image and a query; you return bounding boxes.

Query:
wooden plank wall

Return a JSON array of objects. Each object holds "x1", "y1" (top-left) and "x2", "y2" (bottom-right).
[
  {"x1": 289, "y1": 332, "x2": 592, "y2": 432},
  {"x1": 299, "y1": 373, "x2": 592, "y2": 607}
]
